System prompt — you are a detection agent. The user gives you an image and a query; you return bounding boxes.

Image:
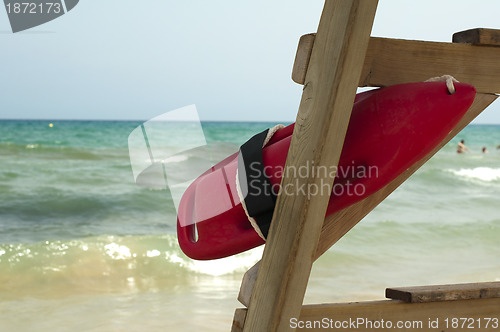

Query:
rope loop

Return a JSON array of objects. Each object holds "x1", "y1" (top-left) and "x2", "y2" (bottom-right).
[{"x1": 425, "y1": 75, "x2": 459, "y2": 94}]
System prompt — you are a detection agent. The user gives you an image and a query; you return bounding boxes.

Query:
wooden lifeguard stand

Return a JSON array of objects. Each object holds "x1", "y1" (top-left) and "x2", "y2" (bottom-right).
[{"x1": 232, "y1": 1, "x2": 500, "y2": 331}]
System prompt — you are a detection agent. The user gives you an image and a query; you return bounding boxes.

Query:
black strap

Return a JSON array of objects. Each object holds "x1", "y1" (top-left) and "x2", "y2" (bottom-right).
[{"x1": 237, "y1": 129, "x2": 276, "y2": 238}]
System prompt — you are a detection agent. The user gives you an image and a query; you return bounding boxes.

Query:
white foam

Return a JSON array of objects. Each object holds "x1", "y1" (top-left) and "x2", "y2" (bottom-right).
[
  {"x1": 186, "y1": 247, "x2": 263, "y2": 276},
  {"x1": 451, "y1": 167, "x2": 500, "y2": 182},
  {"x1": 146, "y1": 249, "x2": 161, "y2": 257},
  {"x1": 104, "y1": 243, "x2": 132, "y2": 260}
]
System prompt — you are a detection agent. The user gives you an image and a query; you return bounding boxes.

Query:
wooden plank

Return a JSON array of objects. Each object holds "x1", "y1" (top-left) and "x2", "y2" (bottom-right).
[
  {"x1": 237, "y1": 93, "x2": 498, "y2": 307},
  {"x1": 238, "y1": 261, "x2": 259, "y2": 307},
  {"x1": 231, "y1": 308, "x2": 247, "y2": 332},
  {"x1": 292, "y1": 34, "x2": 500, "y2": 94},
  {"x1": 292, "y1": 34, "x2": 315, "y2": 85},
  {"x1": 361, "y1": 37, "x2": 500, "y2": 94},
  {"x1": 241, "y1": 1, "x2": 378, "y2": 331},
  {"x1": 453, "y1": 28, "x2": 500, "y2": 47},
  {"x1": 386, "y1": 282, "x2": 500, "y2": 303},
  {"x1": 291, "y1": 34, "x2": 315, "y2": 85},
  {"x1": 233, "y1": 298, "x2": 500, "y2": 331}
]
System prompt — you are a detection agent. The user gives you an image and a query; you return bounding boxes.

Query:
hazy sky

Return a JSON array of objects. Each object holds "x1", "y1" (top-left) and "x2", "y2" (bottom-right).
[{"x1": 1, "y1": 0, "x2": 500, "y2": 123}]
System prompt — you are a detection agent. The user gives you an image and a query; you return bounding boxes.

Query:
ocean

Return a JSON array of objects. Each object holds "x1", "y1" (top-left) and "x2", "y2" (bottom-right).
[{"x1": 1, "y1": 120, "x2": 499, "y2": 331}]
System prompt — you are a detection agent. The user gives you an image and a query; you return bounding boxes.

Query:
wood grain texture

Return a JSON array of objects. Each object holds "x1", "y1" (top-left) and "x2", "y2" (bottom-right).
[
  {"x1": 238, "y1": 93, "x2": 498, "y2": 308},
  {"x1": 292, "y1": 34, "x2": 500, "y2": 94},
  {"x1": 361, "y1": 37, "x2": 500, "y2": 94},
  {"x1": 234, "y1": 297, "x2": 500, "y2": 331},
  {"x1": 241, "y1": 1, "x2": 378, "y2": 331},
  {"x1": 386, "y1": 282, "x2": 500, "y2": 303},
  {"x1": 453, "y1": 28, "x2": 500, "y2": 47}
]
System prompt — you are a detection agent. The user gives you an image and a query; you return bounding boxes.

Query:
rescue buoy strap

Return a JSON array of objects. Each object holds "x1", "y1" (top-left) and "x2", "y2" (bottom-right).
[{"x1": 237, "y1": 129, "x2": 277, "y2": 239}]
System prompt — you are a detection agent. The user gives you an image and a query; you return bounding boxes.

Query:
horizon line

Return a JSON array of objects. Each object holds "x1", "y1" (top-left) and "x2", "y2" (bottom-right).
[{"x1": 0, "y1": 118, "x2": 294, "y2": 124}]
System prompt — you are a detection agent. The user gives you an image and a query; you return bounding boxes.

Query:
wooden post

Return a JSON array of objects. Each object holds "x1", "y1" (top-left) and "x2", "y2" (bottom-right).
[{"x1": 241, "y1": 1, "x2": 378, "y2": 331}]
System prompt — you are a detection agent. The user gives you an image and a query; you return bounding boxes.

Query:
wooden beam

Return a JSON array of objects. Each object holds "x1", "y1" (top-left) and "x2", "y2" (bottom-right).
[
  {"x1": 362, "y1": 37, "x2": 500, "y2": 94},
  {"x1": 386, "y1": 282, "x2": 500, "y2": 303},
  {"x1": 453, "y1": 28, "x2": 500, "y2": 47},
  {"x1": 292, "y1": 33, "x2": 500, "y2": 94},
  {"x1": 233, "y1": 297, "x2": 500, "y2": 332},
  {"x1": 241, "y1": 1, "x2": 378, "y2": 331},
  {"x1": 238, "y1": 93, "x2": 498, "y2": 307}
]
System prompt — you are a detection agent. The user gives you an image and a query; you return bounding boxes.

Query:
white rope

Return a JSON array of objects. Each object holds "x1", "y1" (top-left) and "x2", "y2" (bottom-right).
[{"x1": 425, "y1": 75, "x2": 459, "y2": 94}]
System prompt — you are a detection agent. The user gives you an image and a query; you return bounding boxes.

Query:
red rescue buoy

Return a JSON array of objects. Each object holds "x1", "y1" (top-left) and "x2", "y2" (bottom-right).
[{"x1": 177, "y1": 82, "x2": 476, "y2": 260}]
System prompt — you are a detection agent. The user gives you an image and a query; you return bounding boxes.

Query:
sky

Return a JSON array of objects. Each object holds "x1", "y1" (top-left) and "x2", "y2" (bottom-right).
[{"x1": 1, "y1": 0, "x2": 500, "y2": 123}]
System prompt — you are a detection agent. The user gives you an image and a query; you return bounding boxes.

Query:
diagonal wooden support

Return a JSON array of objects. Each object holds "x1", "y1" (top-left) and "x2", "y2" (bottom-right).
[
  {"x1": 240, "y1": 1, "x2": 378, "y2": 331},
  {"x1": 237, "y1": 92, "x2": 498, "y2": 308}
]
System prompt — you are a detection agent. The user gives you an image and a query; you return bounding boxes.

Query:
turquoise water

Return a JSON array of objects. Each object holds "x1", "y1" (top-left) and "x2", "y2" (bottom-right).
[{"x1": 1, "y1": 120, "x2": 500, "y2": 331}]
